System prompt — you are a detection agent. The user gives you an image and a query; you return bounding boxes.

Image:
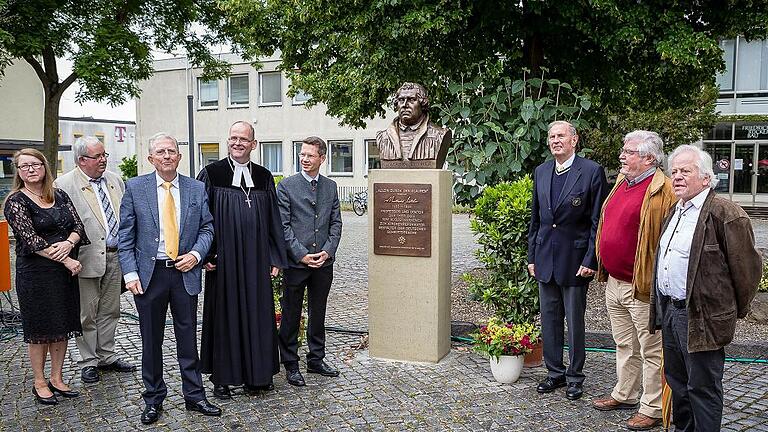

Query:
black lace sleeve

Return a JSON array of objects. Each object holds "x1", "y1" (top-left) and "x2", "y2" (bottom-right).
[
  {"x1": 57, "y1": 189, "x2": 90, "y2": 246},
  {"x1": 2, "y1": 192, "x2": 50, "y2": 255}
]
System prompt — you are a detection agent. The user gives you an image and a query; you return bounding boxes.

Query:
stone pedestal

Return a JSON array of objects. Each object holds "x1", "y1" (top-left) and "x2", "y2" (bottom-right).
[{"x1": 367, "y1": 169, "x2": 452, "y2": 363}]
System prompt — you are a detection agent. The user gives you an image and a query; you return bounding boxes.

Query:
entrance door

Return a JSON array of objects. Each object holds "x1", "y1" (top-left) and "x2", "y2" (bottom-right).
[
  {"x1": 733, "y1": 144, "x2": 755, "y2": 197},
  {"x1": 757, "y1": 143, "x2": 768, "y2": 204}
]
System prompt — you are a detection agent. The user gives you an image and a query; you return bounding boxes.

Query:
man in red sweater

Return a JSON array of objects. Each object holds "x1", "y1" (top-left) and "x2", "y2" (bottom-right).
[{"x1": 593, "y1": 131, "x2": 675, "y2": 431}]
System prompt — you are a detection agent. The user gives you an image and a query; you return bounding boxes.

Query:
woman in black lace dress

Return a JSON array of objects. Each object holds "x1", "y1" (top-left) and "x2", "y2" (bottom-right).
[{"x1": 3, "y1": 149, "x2": 89, "y2": 405}]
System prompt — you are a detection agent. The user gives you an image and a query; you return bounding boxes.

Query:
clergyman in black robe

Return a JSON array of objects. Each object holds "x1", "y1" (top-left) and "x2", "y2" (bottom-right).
[{"x1": 197, "y1": 157, "x2": 287, "y2": 393}]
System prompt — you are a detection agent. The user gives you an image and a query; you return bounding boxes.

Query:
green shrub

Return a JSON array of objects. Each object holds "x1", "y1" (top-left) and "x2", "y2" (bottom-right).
[
  {"x1": 118, "y1": 155, "x2": 138, "y2": 180},
  {"x1": 759, "y1": 260, "x2": 768, "y2": 293},
  {"x1": 466, "y1": 176, "x2": 539, "y2": 324}
]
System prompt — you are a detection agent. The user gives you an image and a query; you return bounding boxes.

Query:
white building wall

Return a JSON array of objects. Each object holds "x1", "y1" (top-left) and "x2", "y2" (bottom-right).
[
  {"x1": 136, "y1": 55, "x2": 391, "y2": 191},
  {"x1": 58, "y1": 119, "x2": 136, "y2": 175}
]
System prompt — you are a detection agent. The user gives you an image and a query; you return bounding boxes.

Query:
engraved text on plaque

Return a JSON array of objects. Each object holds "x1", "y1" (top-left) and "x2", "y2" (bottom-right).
[{"x1": 373, "y1": 183, "x2": 432, "y2": 257}]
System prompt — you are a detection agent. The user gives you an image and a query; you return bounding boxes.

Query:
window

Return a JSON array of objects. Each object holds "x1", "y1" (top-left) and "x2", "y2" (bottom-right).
[
  {"x1": 261, "y1": 141, "x2": 283, "y2": 173},
  {"x1": 198, "y1": 79, "x2": 219, "y2": 108},
  {"x1": 293, "y1": 89, "x2": 311, "y2": 105},
  {"x1": 716, "y1": 39, "x2": 736, "y2": 92},
  {"x1": 199, "y1": 143, "x2": 220, "y2": 167},
  {"x1": 259, "y1": 72, "x2": 282, "y2": 105},
  {"x1": 228, "y1": 74, "x2": 249, "y2": 107},
  {"x1": 366, "y1": 139, "x2": 380, "y2": 172},
  {"x1": 736, "y1": 39, "x2": 768, "y2": 92},
  {"x1": 293, "y1": 141, "x2": 303, "y2": 173},
  {"x1": 95, "y1": 133, "x2": 105, "y2": 143},
  {"x1": 329, "y1": 140, "x2": 353, "y2": 175}
]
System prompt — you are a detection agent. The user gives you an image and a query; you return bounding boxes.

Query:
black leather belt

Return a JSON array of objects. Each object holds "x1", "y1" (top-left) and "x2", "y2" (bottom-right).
[
  {"x1": 663, "y1": 295, "x2": 686, "y2": 309},
  {"x1": 106, "y1": 246, "x2": 118, "y2": 252},
  {"x1": 155, "y1": 259, "x2": 178, "y2": 268}
]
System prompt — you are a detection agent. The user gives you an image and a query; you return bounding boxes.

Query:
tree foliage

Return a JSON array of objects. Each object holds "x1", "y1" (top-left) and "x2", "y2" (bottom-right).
[
  {"x1": 0, "y1": 0, "x2": 275, "y2": 174},
  {"x1": 237, "y1": 0, "x2": 768, "y2": 130}
]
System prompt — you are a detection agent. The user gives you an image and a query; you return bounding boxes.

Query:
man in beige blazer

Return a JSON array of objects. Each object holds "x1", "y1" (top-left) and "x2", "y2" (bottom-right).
[{"x1": 55, "y1": 136, "x2": 136, "y2": 383}]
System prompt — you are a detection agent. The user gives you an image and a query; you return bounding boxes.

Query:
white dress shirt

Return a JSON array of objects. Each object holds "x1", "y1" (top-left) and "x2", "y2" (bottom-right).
[
  {"x1": 555, "y1": 153, "x2": 576, "y2": 174},
  {"x1": 300, "y1": 170, "x2": 320, "y2": 183},
  {"x1": 123, "y1": 172, "x2": 200, "y2": 284},
  {"x1": 656, "y1": 188, "x2": 710, "y2": 301}
]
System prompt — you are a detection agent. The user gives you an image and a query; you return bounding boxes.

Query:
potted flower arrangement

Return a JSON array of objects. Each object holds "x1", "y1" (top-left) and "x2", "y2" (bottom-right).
[{"x1": 472, "y1": 317, "x2": 541, "y2": 383}]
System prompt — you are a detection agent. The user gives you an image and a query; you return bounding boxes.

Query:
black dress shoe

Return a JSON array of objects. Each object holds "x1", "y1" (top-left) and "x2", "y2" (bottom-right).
[
  {"x1": 245, "y1": 382, "x2": 275, "y2": 394},
  {"x1": 48, "y1": 381, "x2": 79, "y2": 398},
  {"x1": 536, "y1": 376, "x2": 567, "y2": 393},
  {"x1": 286, "y1": 369, "x2": 306, "y2": 387},
  {"x1": 99, "y1": 358, "x2": 136, "y2": 372},
  {"x1": 32, "y1": 386, "x2": 58, "y2": 405},
  {"x1": 185, "y1": 399, "x2": 222, "y2": 416},
  {"x1": 141, "y1": 403, "x2": 162, "y2": 425},
  {"x1": 307, "y1": 361, "x2": 340, "y2": 377},
  {"x1": 81, "y1": 366, "x2": 99, "y2": 383},
  {"x1": 212, "y1": 384, "x2": 231, "y2": 400},
  {"x1": 566, "y1": 382, "x2": 584, "y2": 400}
]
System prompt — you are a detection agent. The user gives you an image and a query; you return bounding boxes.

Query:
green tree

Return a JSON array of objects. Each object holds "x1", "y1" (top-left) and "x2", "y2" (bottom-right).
[
  {"x1": 0, "y1": 0, "x2": 275, "y2": 175},
  {"x1": 118, "y1": 154, "x2": 137, "y2": 181},
  {"x1": 227, "y1": 0, "x2": 768, "y2": 129}
]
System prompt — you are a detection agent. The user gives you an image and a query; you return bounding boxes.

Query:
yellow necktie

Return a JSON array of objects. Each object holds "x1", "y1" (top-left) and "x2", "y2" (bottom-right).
[{"x1": 162, "y1": 181, "x2": 179, "y2": 260}]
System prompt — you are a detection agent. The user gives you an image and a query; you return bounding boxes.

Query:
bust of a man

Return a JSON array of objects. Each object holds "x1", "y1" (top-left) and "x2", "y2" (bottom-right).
[{"x1": 375, "y1": 82, "x2": 451, "y2": 169}]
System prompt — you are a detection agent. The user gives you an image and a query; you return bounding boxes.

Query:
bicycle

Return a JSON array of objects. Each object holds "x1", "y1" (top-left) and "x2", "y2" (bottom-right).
[{"x1": 352, "y1": 190, "x2": 368, "y2": 216}]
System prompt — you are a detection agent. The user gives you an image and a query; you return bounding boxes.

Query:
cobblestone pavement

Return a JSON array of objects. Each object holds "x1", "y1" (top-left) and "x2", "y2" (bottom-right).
[{"x1": 1, "y1": 212, "x2": 767, "y2": 431}]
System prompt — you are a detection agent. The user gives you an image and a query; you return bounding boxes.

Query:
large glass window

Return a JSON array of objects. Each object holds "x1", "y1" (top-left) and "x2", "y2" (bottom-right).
[
  {"x1": 716, "y1": 39, "x2": 736, "y2": 92},
  {"x1": 366, "y1": 139, "x2": 380, "y2": 171},
  {"x1": 198, "y1": 79, "x2": 219, "y2": 108},
  {"x1": 734, "y1": 122, "x2": 768, "y2": 140},
  {"x1": 293, "y1": 141, "x2": 303, "y2": 173},
  {"x1": 704, "y1": 143, "x2": 731, "y2": 194},
  {"x1": 705, "y1": 123, "x2": 733, "y2": 141},
  {"x1": 260, "y1": 72, "x2": 282, "y2": 105},
  {"x1": 228, "y1": 74, "x2": 249, "y2": 106},
  {"x1": 736, "y1": 39, "x2": 768, "y2": 91},
  {"x1": 329, "y1": 140, "x2": 353, "y2": 174},
  {"x1": 200, "y1": 143, "x2": 220, "y2": 167},
  {"x1": 293, "y1": 89, "x2": 311, "y2": 104},
  {"x1": 261, "y1": 141, "x2": 283, "y2": 173}
]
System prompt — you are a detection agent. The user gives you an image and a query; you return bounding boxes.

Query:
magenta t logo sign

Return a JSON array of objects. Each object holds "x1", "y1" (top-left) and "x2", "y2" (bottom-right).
[{"x1": 115, "y1": 126, "x2": 126, "y2": 142}]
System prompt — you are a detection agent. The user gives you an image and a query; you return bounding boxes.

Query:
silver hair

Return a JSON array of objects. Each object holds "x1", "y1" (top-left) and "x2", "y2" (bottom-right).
[
  {"x1": 73, "y1": 136, "x2": 103, "y2": 166},
  {"x1": 148, "y1": 132, "x2": 179, "y2": 153},
  {"x1": 548, "y1": 120, "x2": 577, "y2": 136},
  {"x1": 623, "y1": 130, "x2": 664, "y2": 165},
  {"x1": 667, "y1": 144, "x2": 718, "y2": 189}
]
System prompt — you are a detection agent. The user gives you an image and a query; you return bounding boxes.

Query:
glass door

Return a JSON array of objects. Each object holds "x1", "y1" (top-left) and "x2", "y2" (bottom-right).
[
  {"x1": 706, "y1": 143, "x2": 732, "y2": 194},
  {"x1": 733, "y1": 144, "x2": 756, "y2": 196},
  {"x1": 756, "y1": 143, "x2": 768, "y2": 204}
]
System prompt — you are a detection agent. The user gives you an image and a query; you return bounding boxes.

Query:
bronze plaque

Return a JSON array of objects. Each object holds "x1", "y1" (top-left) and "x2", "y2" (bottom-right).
[{"x1": 373, "y1": 183, "x2": 432, "y2": 257}]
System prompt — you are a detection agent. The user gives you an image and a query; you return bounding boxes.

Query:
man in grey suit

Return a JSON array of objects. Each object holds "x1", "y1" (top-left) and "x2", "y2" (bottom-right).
[
  {"x1": 55, "y1": 136, "x2": 135, "y2": 384},
  {"x1": 277, "y1": 136, "x2": 343, "y2": 387},
  {"x1": 118, "y1": 133, "x2": 220, "y2": 425}
]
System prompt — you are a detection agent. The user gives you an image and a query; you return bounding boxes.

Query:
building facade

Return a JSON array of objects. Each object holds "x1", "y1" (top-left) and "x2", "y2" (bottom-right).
[
  {"x1": 57, "y1": 117, "x2": 137, "y2": 175},
  {"x1": 136, "y1": 54, "x2": 390, "y2": 200},
  {"x1": 707, "y1": 37, "x2": 768, "y2": 205}
]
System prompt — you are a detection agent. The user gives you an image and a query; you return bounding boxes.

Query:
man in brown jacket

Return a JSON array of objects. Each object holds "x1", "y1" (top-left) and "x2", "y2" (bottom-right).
[
  {"x1": 593, "y1": 131, "x2": 675, "y2": 431},
  {"x1": 651, "y1": 144, "x2": 761, "y2": 432}
]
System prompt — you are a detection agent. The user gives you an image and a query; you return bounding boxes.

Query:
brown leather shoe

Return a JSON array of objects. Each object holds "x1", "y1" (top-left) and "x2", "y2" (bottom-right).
[
  {"x1": 626, "y1": 413, "x2": 662, "y2": 431},
  {"x1": 592, "y1": 396, "x2": 639, "y2": 411}
]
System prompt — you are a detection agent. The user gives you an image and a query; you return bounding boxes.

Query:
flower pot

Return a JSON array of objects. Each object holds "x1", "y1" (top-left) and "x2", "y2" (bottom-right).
[
  {"x1": 489, "y1": 354, "x2": 524, "y2": 383},
  {"x1": 524, "y1": 340, "x2": 543, "y2": 368}
]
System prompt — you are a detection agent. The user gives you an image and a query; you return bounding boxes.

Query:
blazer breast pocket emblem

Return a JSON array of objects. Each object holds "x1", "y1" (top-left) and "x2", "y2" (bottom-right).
[{"x1": 571, "y1": 197, "x2": 582, "y2": 207}]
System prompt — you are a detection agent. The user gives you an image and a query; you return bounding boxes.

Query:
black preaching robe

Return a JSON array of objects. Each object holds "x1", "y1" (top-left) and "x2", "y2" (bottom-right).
[{"x1": 197, "y1": 158, "x2": 287, "y2": 386}]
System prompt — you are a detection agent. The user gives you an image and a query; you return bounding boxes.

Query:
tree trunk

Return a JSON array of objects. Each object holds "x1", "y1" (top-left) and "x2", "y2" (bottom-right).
[{"x1": 42, "y1": 93, "x2": 62, "y2": 177}]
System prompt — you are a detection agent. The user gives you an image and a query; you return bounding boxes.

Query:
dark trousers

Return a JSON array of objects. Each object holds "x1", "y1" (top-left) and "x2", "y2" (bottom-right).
[
  {"x1": 133, "y1": 264, "x2": 205, "y2": 405},
  {"x1": 538, "y1": 281, "x2": 587, "y2": 383},
  {"x1": 278, "y1": 266, "x2": 333, "y2": 369},
  {"x1": 662, "y1": 301, "x2": 725, "y2": 432}
]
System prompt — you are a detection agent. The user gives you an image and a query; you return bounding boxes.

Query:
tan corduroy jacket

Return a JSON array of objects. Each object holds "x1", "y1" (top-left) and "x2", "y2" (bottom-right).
[{"x1": 595, "y1": 168, "x2": 675, "y2": 303}]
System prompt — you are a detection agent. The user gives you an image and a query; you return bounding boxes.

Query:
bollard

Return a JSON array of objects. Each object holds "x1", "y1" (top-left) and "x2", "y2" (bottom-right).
[{"x1": 0, "y1": 220, "x2": 10, "y2": 292}]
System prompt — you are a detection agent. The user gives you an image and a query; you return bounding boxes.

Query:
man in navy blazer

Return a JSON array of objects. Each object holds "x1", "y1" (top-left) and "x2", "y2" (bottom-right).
[
  {"x1": 527, "y1": 121, "x2": 608, "y2": 401},
  {"x1": 118, "y1": 133, "x2": 220, "y2": 425}
]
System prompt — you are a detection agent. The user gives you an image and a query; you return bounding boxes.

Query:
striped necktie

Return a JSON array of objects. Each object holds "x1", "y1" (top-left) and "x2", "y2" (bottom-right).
[{"x1": 90, "y1": 178, "x2": 119, "y2": 247}]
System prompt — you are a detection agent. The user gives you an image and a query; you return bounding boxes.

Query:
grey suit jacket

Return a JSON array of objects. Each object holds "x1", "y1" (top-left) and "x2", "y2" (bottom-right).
[
  {"x1": 276, "y1": 173, "x2": 342, "y2": 269},
  {"x1": 118, "y1": 172, "x2": 213, "y2": 295},
  {"x1": 55, "y1": 168, "x2": 125, "y2": 278}
]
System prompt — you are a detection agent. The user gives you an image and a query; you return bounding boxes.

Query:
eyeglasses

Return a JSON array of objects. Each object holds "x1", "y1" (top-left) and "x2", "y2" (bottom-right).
[
  {"x1": 299, "y1": 152, "x2": 320, "y2": 160},
  {"x1": 153, "y1": 149, "x2": 179, "y2": 157},
  {"x1": 228, "y1": 137, "x2": 253, "y2": 145},
  {"x1": 619, "y1": 148, "x2": 641, "y2": 156},
  {"x1": 81, "y1": 152, "x2": 109, "y2": 160},
  {"x1": 17, "y1": 162, "x2": 44, "y2": 171}
]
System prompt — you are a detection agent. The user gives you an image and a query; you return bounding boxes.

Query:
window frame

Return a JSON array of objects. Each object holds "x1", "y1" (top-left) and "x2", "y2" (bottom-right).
[
  {"x1": 228, "y1": 74, "x2": 250, "y2": 108},
  {"x1": 365, "y1": 138, "x2": 380, "y2": 174},
  {"x1": 198, "y1": 78, "x2": 219, "y2": 110},
  {"x1": 259, "y1": 71, "x2": 283, "y2": 106},
  {"x1": 260, "y1": 141, "x2": 284, "y2": 174},
  {"x1": 328, "y1": 139, "x2": 354, "y2": 176}
]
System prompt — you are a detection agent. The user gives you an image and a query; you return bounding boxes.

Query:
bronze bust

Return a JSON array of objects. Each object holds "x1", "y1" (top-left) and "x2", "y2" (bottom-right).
[{"x1": 376, "y1": 82, "x2": 451, "y2": 169}]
